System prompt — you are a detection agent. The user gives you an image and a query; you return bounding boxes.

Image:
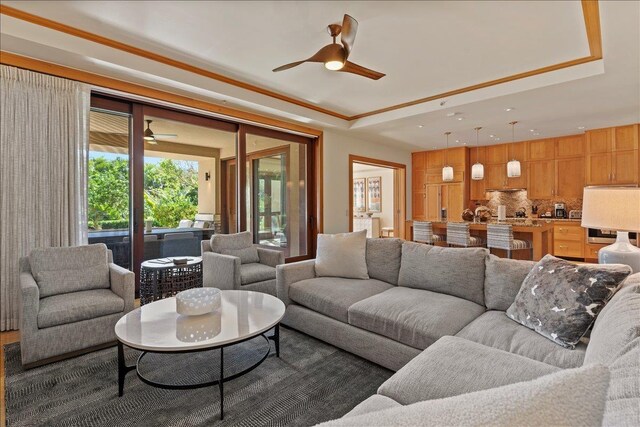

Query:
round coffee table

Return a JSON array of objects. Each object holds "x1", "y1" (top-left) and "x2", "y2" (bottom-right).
[
  {"x1": 139, "y1": 257, "x2": 203, "y2": 305},
  {"x1": 114, "y1": 290, "x2": 285, "y2": 420}
]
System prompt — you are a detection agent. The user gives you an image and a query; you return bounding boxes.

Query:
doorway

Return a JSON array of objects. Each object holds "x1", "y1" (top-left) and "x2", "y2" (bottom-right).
[{"x1": 348, "y1": 155, "x2": 406, "y2": 239}]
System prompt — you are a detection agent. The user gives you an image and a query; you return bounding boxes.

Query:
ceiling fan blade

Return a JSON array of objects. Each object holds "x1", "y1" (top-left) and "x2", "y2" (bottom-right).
[
  {"x1": 273, "y1": 45, "x2": 333, "y2": 72},
  {"x1": 340, "y1": 14, "x2": 358, "y2": 58},
  {"x1": 153, "y1": 134, "x2": 178, "y2": 138},
  {"x1": 338, "y1": 61, "x2": 385, "y2": 80},
  {"x1": 273, "y1": 60, "x2": 308, "y2": 72}
]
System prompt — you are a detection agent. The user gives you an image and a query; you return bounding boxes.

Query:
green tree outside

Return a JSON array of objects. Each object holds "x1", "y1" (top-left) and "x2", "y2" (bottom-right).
[{"x1": 88, "y1": 156, "x2": 198, "y2": 230}]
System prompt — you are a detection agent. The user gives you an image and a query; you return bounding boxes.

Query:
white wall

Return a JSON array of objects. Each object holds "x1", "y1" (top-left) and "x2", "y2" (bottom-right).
[
  {"x1": 353, "y1": 167, "x2": 395, "y2": 230},
  {"x1": 198, "y1": 159, "x2": 216, "y2": 214},
  {"x1": 322, "y1": 129, "x2": 412, "y2": 234}
]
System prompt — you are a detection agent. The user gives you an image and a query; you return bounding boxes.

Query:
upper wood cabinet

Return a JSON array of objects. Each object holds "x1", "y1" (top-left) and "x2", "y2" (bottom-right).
[
  {"x1": 485, "y1": 163, "x2": 506, "y2": 190},
  {"x1": 528, "y1": 160, "x2": 555, "y2": 199},
  {"x1": 426, "y1": 150, "x2": 444, "y2": 170},
  {"x1": 527, "y1": 138, "x2": 555, "y2": 161},
  {"x1": 556, "y1": 135, "x2": 585, "y2": 158},
  {"x1": 556, "y1": 157, "x2": 585, "y2": 198},
  {"x1": 586, "y1": 125, "x2": 639, "y2": 185},
  {"x1": 412, "y1": 152, "x2": 426, "y2": 171},
  {"x1": 485, "y1": 144, "x2": 508, "y2": 164},
  {"x1": 413, "y1": 169, "x2": 426, "y2": 192},
  {"x1": 412, "y1": 190, "x2": 426, "y2": 220},
  {"x1": 468, "y1": 146, "x2": 486, "y2": 165},
  {"x1": 446, "y1": 147, "x2": 467, "y2": 166}
]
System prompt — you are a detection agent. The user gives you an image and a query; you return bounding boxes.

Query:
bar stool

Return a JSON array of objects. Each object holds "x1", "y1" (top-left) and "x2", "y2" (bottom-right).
[
  {"x1": 446, "y1": 223, "x2": 485, "y2": 247},
  {"x1": 413, "y1": 221, "x2": 445, "y2": 245},
  {"x1": 487, "y1": 224, "x2": 533, "y2": 259}
]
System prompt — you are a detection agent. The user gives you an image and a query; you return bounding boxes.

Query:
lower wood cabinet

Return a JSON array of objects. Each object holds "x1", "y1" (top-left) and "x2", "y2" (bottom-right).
[
  {"x1": 553, "y1": 222, "x2": 585, "y2": 259},
  {"x1": 423, "y1": 183, "x2": 465, "y2": 222}
]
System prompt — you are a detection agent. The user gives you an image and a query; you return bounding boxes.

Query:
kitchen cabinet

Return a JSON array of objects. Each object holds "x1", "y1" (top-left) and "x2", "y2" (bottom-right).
[
  {"x1": 528, "y1": 160, "x2": 555, "y2": 199},
  {"x1": 470, "y1": 176, "x2": 486, "y2": 200},
  {"x1": 412, "y1": 152, "x2": 426, "y2": 171},
  {"x1": 425, "y1": 183, "x2": 464, "y2": 222},
  {"x1": 426, "y1": 170, "x2": 464, "y2": 183},
  {"x1": 553, "y1": 222, "x2": 585, "y2": 259},
  {"x1": 426, "y1": 150, "x2": 444, "y2": 170},
  {"x1": 412, "y1": 190, "x2": 426, "y2": 220},
  {"x1": 485, "y1": 144, "x2": 508, "y2": 164},
  {"x1": 425, "y1": 184, "x2": 441, "y2": 221},
  {"x1": 556, "y1": 135, "x2": 585, "y2": 158},
  {"x1": 527, "y1": 138, "x2": 555, "y2": 161},
  {"x1": 586, "y1": 125, "x2": 639, "y2": 185},
  {"x1": 485, "y1": 163, "x2": 506, "y2": 190},
  {"x1": 555, "y1": 157, "x2": 585, "y2": 198},
  {"x1": 585, "y1": 243, "x2": 608, "y2": 262}
]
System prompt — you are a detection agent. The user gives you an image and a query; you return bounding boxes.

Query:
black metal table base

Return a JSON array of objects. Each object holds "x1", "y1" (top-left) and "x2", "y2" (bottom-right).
[{"x1": 117, "y1": 324, "x2": 280, "y2": 420}]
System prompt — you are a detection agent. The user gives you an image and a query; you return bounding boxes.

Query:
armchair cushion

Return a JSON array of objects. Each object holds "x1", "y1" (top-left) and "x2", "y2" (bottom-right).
[
  {"x1": 210, "y1": 231, "x2": 253, "y2": 252},
  {"x1": 37, "y1": 289, "x2": 124, "y2": 329},
  {"x1": 29, "y1": 244, "x2": 110, "y2": 297},
  {"x1": 221, "y1": 246, "x2": 260, "y2": 264},
  {"x1": 240, "y1": 263, "x2": 276, "y2": 285}
]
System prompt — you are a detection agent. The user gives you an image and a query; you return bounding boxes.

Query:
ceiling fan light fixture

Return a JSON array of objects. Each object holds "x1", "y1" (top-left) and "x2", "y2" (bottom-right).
[{"x1": 324, "y1": 60, "x2": 344, "y2": 71}]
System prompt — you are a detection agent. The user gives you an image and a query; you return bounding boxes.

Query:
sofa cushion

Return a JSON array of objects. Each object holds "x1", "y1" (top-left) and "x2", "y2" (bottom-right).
[
  {"x1": 37, "y1": 289, "x2": 124, "y2": 329},
  {"x1": 456, "y1": 310, "x2": 586, "y2": 368},
  {"x1": 603, "y1": 338, "x2": 640, "y2": 426},
  {"x1": 289, "y1": 277, "x2": 393, "y2": 323},
  {"x1": 378, "y1": 335, "x2": 560, "y2": 405},
  {"x1": 29, "y1": 244, "x2": 110, "y2": 298},
  {"x1": 398, "y1": 242, "x2": 488, "y2": 305},
  {"x1": 348, "y1": 287, "x2": 485, "y2": 349},
  {"x1": 584, "y1": 273, "x2": 640, "y2": 365},
  {"x1": 240, "y1": 263, "x2": 276, "y2": 285},
  {"x1": 315, "y1": 231, "x2": 369, "y2": 279},
  {"x1": 366, "y1": 238, "x2": 402, "y2": 285},
  {"x1": 506, "y1": 255, "x2": 632, "y2": 349},
  {"x1": 319, "y1": 364, "x2": 610, "y2": 427},
  {"x1": 342, "y1": 395, "x2": 401, "y2": 419},
  {"x1": 484, "y1": 254, "x2": 535, "y2": 311},
  {"x1": 210, "y1": 231, "x2": 253, "y2": 252},
  {"x1": 221, "y1": 246, "x2": 260, "y2": 264}
]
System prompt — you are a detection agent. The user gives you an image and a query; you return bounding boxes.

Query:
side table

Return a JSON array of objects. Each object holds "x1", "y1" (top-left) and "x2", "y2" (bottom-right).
[{"x1": 140, "y1": 257, "x2": 203, "y2": 305}]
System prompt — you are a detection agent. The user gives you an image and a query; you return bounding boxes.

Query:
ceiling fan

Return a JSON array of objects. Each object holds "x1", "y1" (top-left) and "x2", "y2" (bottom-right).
[
  {"x1": 273, "y1": 14, "x2": 385, "y2": 80},
  {"x1": 144, "y1": 119, "x2": 177, "y2": 144}
]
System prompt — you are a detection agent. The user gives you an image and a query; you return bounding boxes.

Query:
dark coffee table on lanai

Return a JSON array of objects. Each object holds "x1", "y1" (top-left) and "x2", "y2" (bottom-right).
[{"x1": 139, "y1": 257, "x2": 203, "y2": 305}]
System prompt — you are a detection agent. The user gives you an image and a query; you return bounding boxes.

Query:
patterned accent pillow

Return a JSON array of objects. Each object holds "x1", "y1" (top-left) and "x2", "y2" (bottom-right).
[{"x1": 506, "y1": 254, "x2": 632, "y2": 348}]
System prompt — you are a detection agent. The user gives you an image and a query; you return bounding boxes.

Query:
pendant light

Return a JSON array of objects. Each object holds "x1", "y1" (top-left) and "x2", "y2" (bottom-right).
[
  {"x1": 471, "y1": 127, "x2": 484, "y2": 180},
  {"x1": 442, "y1": 131, "x2": 454, "y2": 182},
  {"x1": 507, "y1": 121, "x2": 521, "y2": 178}
]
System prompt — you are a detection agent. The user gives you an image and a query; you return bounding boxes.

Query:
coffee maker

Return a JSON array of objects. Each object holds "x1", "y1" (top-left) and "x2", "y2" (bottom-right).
[{"x1": 555, "y1": 203, "x2": 567, "y2": 219}]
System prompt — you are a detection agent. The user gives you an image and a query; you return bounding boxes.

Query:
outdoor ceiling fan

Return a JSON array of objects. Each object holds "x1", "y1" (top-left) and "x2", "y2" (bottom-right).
[
  {"x1": 273, "y1": 14, "x2": 385, "y2": 80},
  {"x1": 144, "y1": 119, "x2": 177, "y2": 144}
]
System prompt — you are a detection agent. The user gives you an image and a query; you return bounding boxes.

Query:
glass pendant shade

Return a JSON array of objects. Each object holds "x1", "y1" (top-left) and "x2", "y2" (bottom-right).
[
  {"x1": 442, "y1": 165, "x2": 454, "y2": 182},
  {"x1": 507, "y1": 159, "x2": 521, "y2": 177},
  {"x1": 471, "y1": 163, "x2": 484, "y2": 180}
]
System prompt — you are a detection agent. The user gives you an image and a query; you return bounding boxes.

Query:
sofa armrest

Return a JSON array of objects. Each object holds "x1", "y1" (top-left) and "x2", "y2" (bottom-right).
[
  {"x1": 202, "y1": 252, "x2": 241, "y2": 290},
  {"x1": 109, "y1": 263, "x2": 135, "y2": 313},
  {"x1": 19, "y1": 271, "x2": 40, "y2": 333},
  {"x1": 276, "y1": 259, "x2": 316, "y2": 306},
  {"x1": 257, "y1": 247, "x2": 284, "y2": 268}
]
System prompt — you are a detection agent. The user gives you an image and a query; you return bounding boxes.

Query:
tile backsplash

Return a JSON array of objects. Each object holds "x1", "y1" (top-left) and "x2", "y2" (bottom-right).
[{"x1": 471, "y1": 190, "x2": 582, "y2": 217}]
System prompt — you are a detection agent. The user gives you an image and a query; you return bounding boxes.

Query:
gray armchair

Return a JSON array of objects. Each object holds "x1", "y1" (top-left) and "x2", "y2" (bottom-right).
[
  {"x1": 19, "y1": 243, "x2": 135, "y2": 368},
  {"x1": 201, "y1": 231, "x2": 284, "y2": 296}
]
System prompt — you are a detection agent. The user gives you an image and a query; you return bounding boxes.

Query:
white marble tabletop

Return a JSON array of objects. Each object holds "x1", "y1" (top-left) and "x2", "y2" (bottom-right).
[{"x1": 115, "y1": 290, "x2": 285, "y2": 351}]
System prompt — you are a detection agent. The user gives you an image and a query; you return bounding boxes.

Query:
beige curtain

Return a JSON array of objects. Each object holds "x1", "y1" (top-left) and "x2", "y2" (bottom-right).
[{"x1": 0, "y1": 65, "x2": 90, "y2": 331}]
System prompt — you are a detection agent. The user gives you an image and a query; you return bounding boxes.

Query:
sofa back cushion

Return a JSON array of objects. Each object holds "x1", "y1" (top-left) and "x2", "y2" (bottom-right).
[
  {"x1": 484, "y1": 255, "x2": 535, "y2": 311},
  {"x1": 366, "y1": 238, "x2": 402, "y2": 285},
  {"x1": 584, "y1": 273, "x2": 640, "y2": 365},
  {"x1": 29, "y1": 244, "x2": 110, "y2": 298},
  {"x1": 210, "y1": 231, "x2": 253, "y2": 252},
  {"x1": 398, "y1": 242, "x2": 488, "y2": 305}
]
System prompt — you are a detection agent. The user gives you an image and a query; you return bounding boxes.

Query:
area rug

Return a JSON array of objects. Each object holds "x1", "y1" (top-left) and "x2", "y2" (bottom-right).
[{"x1": 4, "y1": 328, "x2": 392, "y2": 426}]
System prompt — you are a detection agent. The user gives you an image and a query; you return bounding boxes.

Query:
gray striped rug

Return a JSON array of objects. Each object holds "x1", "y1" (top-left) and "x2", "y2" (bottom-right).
[{"x1": 4, "y1": 328, "x2": 392, "y2": 426}]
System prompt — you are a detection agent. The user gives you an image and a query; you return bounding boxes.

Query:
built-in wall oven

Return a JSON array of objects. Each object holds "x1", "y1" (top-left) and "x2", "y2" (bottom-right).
[{"x1": 588, "y1": 228, "x2": 638, "y2": 245}]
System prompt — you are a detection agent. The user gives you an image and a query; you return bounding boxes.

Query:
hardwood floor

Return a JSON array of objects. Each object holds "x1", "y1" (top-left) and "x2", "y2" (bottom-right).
[{"x1": 0, "y1": 330, "x2": 20, "y2": 427}]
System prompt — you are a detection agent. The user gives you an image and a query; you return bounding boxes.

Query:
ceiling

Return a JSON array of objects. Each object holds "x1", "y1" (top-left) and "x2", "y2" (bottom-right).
[{"x1": 1, "y1": 1, "x2": 639, "y2": 150}]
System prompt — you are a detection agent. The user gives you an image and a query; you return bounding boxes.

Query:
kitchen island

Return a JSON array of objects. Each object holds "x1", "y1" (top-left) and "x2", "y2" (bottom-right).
[{"x1": 405, "y1": 219, "x2": 554, "y2": 261}]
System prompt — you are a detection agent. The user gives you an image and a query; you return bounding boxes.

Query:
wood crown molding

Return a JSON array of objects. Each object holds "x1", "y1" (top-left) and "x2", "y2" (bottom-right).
[{"x1": 0, "y1": 2, "x2": 602, "y2": 121}]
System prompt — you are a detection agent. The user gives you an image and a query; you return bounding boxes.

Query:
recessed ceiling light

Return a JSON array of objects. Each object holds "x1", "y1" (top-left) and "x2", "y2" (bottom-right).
[
  {"x1": 578, "y1": 126, "x2": 585, "y2": 130},
  {"x1": 489, "y1": 134, "x2": 495, "y2": 138},
  {"x1": 418, "y1": 125, "x2": 424, "y2": 128},
  {"x1": 530, "y1": 129, "x2": 536, "y2": 132},
  {"x1": 446, "y1": 112, "x2": 461, "y2": 117},
  {"x1": 463, "y1": 142, "x2": 467, "y2": 145},
  {"x1": 457, "y1": 117, "x2": 464, "y2": 121},
  {"x1": 533, "y1": 133, "x2": 540, "y2": 136},
  {"x1": 495, "y1": 137, "x2": 501, "y2": 141},
  {"x1": 505, "y1": 107, "x2": 515, "y2": 112},
  {"x1": 455, "y1": 139, "x2": 460, "y2": 143}
]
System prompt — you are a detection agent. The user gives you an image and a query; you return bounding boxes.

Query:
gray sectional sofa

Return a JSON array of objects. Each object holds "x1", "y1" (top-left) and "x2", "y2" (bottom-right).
[{"x1": 276, "y1": 238, "x2": 640, "y2": 425}]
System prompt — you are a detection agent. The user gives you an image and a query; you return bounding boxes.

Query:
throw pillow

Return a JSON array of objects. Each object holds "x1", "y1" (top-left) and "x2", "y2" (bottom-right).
[
  {"x1": 220, "y1": 247, "x2": 260, "y2": 264},
  {"x1": 318, "y1": 364, "x2": 610, "y2": 427},
  {"x1": 315, "y1": 230, "x2": 369, "y2": 279},
  {"x1": 506, "y1": 254, "x2": 632, "y2": 348}
]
